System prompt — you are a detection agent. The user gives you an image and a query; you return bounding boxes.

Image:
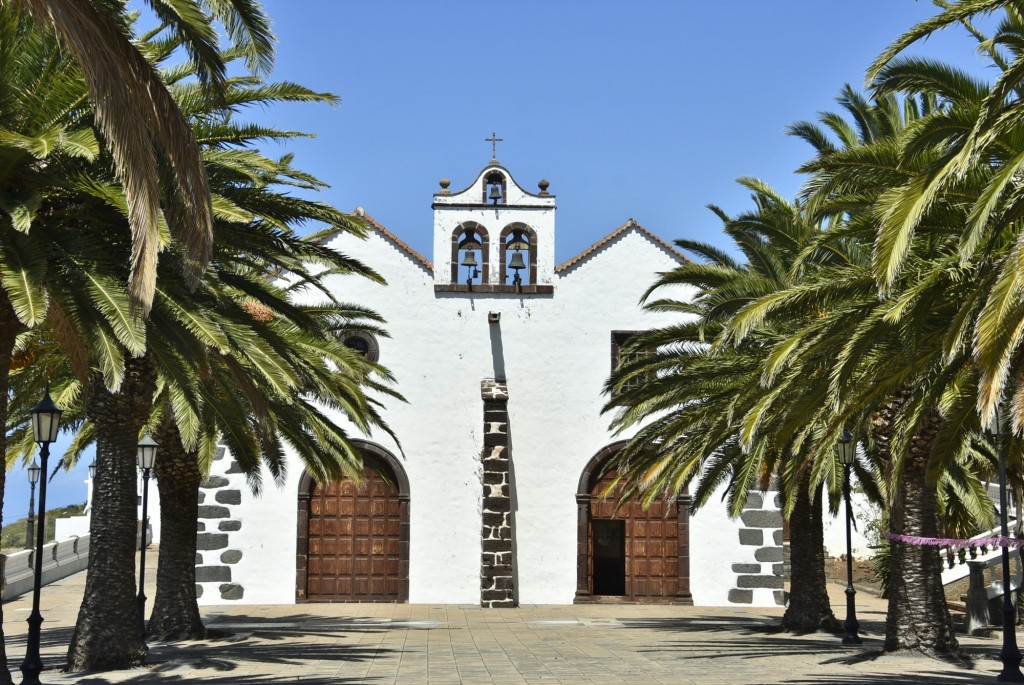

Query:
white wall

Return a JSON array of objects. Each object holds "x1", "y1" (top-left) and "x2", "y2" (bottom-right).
[
  {"x1": 206, "y1": 220, "x2": 777, "y2": 606},
  {"x1": 206, "y1": 160, "x2": 782, "y2": 607},
  {"x1": 821, "y1": 487, "x2": 877, "y2": 559}
]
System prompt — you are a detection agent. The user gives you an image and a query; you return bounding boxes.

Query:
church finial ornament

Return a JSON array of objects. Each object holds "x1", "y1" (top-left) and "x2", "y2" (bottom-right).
[{"x1": 485, "y1": 132, "x2": 503, "y2": 162}]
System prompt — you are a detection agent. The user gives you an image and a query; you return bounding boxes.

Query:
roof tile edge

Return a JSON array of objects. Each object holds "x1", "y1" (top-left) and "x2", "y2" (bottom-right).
[{"x1": 555, "y1": 219, "x2": 689, "y2": 274}]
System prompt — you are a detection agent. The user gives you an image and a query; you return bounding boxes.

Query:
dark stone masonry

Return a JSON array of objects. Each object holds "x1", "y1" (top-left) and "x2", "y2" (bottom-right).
[
  {"x1": 195, "y1": 455, "x2": 245, "y2": 600},
  {"x1": 202, "y1": 475, "x2": 229, "y2": 489},
  {"x1": 730, "y1": 489, "x2": 785, "y2": 605},
  {"x1": 215, "y1": 490, "x2": 242, "y2": 505},
  {"x1": 196, "y1": 533, "x2": 229, "y2": 551},
  {"x1": 479, "y1": 379, "x2": 515, "y2": 608},
  {"x1": 221, "y1": 550, "x2": 243, "y2": 564},
  {"x1": 219, "y1": 583, "x2": 244, "y2": 600}
]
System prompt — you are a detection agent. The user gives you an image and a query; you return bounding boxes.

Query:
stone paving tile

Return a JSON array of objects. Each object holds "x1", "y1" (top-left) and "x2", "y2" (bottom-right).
[{"x1": 0, "y1": 554, "x2": 1009, "y2": 684}]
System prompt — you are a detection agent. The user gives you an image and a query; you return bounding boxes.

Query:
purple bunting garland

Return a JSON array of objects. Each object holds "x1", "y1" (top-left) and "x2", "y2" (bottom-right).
[{"x1": 886, "y1": 532, "x2": 1024, "y2": 548}]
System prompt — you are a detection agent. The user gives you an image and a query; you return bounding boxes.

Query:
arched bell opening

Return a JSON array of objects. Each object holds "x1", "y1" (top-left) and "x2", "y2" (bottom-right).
[
  {"x1": 499, "y1": 223, "x2": 537, "y2": 286},
  {"x1": 483, "y1": 171, "x2": 507, "y2": 205},
  {"x1": 450, "y1": 222, "x2": 489, "y2": 285},
  {"x1": 574, "y1": 442, "x2": 692, "y2": 604}
]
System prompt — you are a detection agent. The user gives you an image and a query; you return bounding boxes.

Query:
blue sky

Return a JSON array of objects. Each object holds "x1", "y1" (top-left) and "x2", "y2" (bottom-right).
[{"x1": 3, "y1": 1, "x2": 997, "y2": 523}]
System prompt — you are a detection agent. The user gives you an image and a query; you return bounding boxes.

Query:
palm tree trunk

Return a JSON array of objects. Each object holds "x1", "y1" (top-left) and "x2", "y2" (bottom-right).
[
  {"x1": 783, "y1": 472, "x2": 838, "y2": 631},
  {"x1": 146, "y1": 421, "x2": 204, "y2": 640},
  {"x1": 67, "y1": 356, "x2": 155, "y2": 672},
  {"x1": 883, "y1": 408, "x2": 958, "y2": 653},
  {"x1": 0, "y1": 292, "x2": 24, "y2": 685}
]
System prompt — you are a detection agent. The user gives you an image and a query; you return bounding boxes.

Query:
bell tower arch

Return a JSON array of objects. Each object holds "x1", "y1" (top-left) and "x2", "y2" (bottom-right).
[{"x1": 432, "y1": 154, "x2": 555, "y2": 294}]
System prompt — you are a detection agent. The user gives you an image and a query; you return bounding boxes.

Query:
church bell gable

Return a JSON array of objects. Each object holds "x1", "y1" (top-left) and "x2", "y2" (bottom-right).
[{"x1": 433, "y1": 158, "x2": 556, "y2": 293}]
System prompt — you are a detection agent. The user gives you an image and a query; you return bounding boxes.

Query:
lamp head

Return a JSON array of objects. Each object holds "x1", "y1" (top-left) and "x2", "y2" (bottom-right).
[
  {"x1": 27, "y1": 460, "x2": 40, "y2": 485},
  {"x1": 838, "y1": 428, "x2": 856, "y2": 466},
  {"x1": 137, "y1": 432, "x2": 158, "y2": 470},
  {"x1": 30, "y1": 384, "x2": 62, "y2": 445}
]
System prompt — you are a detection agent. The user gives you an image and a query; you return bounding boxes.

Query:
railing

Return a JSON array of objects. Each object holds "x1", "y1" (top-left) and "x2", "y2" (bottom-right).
[
  {"x1": 0, "y1": 535, "x2": 90, "y2": 600},
  {"x1": 0, "y1": 522, "x2": 151, "y2": 601},
  {"x1": 962, "y1": 552, "x2": 1023, "y2": 634}
]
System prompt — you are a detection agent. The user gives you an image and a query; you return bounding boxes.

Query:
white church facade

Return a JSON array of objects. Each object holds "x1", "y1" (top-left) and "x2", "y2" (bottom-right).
[{"x1": 192, "y1": 158, "x2": 786, "y2": 608}]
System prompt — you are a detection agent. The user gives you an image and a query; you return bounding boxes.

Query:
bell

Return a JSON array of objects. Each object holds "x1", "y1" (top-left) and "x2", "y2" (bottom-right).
[
  {"x1": 508, "y1": 252, "x2": 526, "y2": 271},
  {"x1": 488, "y1": 184, "x2": 502, "y2": 203},
  {"x1": 460, "y1": 251, "x2": 478, "y2": 268}
]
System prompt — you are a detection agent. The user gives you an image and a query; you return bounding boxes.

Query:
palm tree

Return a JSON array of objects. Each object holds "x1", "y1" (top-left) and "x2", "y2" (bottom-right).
[
  {"x1": 733, "y1": 75, "x2": 1011, "y2": 652},
  {"x1": 867, "y1": 2, "x2": 1024, "y2": 428},
  {"x1": 0, "y1": 12, "x2": 101, "y2": 682},
  {"x1": 10, "y1": 0, "x2": 274, "y2": 313},
  {"x1": 6, "y1": 50, "x2": 394, "y2": 665},
  {"x1": 604, "y1": 180, "x2": 843, "y2": 630}
]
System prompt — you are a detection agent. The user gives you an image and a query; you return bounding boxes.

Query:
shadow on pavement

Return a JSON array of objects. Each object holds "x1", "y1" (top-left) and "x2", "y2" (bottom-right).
[
  {"x1": 17, "y1": 615, "x2": 403, "y2": 684},
  {"x1": 618, "y1": 612, "x2": 889, "y2": 638},
  {"x1": 203, "y1": 612, "x2": 442, "y2": 633},
  {"x1": 73, "y1": 675, "x2": 373, "y2": 684},
  {"x1": 783, "y1": 673, "x2": 992, "y2": 685}
]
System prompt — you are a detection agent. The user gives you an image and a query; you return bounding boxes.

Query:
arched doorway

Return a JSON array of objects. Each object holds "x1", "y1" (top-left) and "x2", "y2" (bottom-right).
[
  {"x1": 296, "y1": 442, "x2": 410, "y2": 602},
  {"x1": 575, "y1": 442, "x2": 692, "y2": 604}
]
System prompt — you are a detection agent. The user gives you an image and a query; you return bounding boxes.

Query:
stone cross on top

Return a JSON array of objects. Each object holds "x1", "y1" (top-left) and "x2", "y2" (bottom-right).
[{"x1": 485, "y1": 132, "x2": 503, "y2": 160}]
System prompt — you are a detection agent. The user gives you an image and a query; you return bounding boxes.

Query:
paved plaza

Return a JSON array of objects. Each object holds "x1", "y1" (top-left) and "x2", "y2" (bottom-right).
[{"x1": 0, "y1": 552, "x2": 1012, "y2": 684}]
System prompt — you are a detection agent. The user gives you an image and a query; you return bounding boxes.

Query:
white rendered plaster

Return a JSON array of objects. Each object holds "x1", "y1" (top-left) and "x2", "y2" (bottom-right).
[
  {"x1": 689, "y1": 484, "x2": 784, "y2": 608},
  {"x1": 822, "y1": 487, "x2": 878, "y2": 560},
  {"x1": 214, "y1": 162, "x2": 780, "y2": 607}
]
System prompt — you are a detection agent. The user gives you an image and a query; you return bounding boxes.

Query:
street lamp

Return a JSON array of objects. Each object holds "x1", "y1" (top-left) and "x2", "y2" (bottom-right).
[
  {"x1": 837, "y1": 429, "x2": 861, "y2": 645},
  {"x1": 989, "y1": 411, "x2": 1024, "y2": 682},
  {"x1": 24, "y1": 461, "x2": 39, "y2": 550},
  {"x1": 136, "y1": 432, "x2": 157, "y2": 638},
  {"x1": 20, "y1": 385, "x2": 62, "y2": 685}
]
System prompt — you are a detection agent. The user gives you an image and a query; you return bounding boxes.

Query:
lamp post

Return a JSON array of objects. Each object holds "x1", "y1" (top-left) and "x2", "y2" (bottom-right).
[
  {"x1": 837, "y1": 429, "x2": 861, "y2": 645},
  {"x1": 24, "y1": 461, "x2": 39, "y2": 550},
  {"x1": 20, "y1": 385, "x2": 62, "y2": 685},
  {"x1": 85, "y1": 462, "x2": 96, "y2": 515},
  {"x1": 990, "y1": 411, "x2": 1024, "y2": 682},
  {"x1": 136, "y1": 433, "x2": 157, "y2": 638}
]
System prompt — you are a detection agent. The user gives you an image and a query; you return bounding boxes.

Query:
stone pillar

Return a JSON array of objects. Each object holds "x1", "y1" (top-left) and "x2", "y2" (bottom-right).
[
  {"x1": 965, "y1": 560, "x2": 991, "y2": 634},
  {"x1": 480, "y1": 379, "x2": 515, "y2": 607},
  {"x1": 574, "y1": 494, "x2": 591, "y2": 601},
  {"x1": 676, "y1": 493, "x2": 693, "y2": 603}
]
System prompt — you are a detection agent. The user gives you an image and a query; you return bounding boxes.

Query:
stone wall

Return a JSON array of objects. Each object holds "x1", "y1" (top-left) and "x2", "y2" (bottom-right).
[
  {"x1": 728, "y1": 491, "x2": 785, "y2": 606},
  {"x1": 195, "y1": 446, "x2": 245, "y2": 601},
  {"x1": 480, "y1": 379, "x2": 515, "y2": 607}
]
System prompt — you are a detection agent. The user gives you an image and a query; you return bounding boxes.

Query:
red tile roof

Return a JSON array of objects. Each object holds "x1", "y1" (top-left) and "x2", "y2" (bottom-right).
[
  {"x1": 555, "y1": 218, "x2": 689, "y2": 273},
  {"x1": 354, "y1": 209, "x2": 433, "y2": 273}
]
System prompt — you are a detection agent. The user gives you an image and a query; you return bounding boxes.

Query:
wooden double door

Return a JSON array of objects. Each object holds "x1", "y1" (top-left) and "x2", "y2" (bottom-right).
[
  {"x1": 584, "y1": 469, "x2": 687, "y2": 601},
  {"x1": 304, "y1": 457, "x2": 409, "y2": 602}
]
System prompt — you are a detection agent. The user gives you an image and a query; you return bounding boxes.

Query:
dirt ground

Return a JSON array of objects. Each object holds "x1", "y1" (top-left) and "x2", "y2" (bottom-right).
[{"x1": 823, "y1": 556, "x2": 883, "y2": 595}]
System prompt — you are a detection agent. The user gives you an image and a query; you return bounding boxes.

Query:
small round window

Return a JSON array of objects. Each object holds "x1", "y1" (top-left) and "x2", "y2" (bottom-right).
[{"x1": 343, "y1": 333, "x2": 379, "y2": 362}]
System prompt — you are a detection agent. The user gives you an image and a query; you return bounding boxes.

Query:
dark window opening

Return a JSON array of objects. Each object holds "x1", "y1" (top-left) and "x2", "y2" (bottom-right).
[
  {"x1": 344, "y1": 333, "x2": 379, "y2": 362},
  {"x1": 611, "y1": 331, "x2": 648, "y2": 395},
  {"x1": 592, "y1": 519, "x2": 626, "y2": 595}
]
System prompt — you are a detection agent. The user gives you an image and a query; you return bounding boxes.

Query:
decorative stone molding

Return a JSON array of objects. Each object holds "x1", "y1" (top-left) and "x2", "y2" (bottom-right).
[{"x1": 480, "y1": 379, "x2": 515, "y2": 608}]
